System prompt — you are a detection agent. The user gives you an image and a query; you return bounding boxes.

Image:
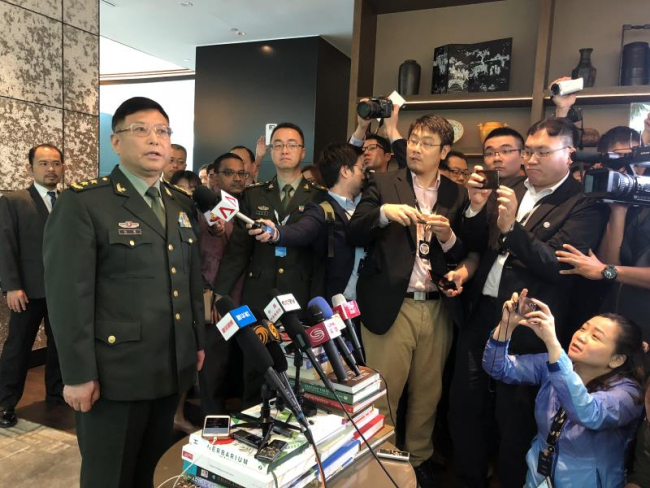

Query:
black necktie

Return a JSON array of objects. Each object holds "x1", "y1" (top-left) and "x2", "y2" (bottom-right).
[
  {"x1": 47, "y1": 191, "x2": 57, "y2": 208},
  {"x1": 282, "y1": 184, "x2": 294, "y2": 210}
]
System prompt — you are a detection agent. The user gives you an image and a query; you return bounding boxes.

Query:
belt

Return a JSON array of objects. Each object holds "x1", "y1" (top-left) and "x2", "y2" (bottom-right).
[{"x1": 405, "y1": 291, "x2": 440, "y2": 301}]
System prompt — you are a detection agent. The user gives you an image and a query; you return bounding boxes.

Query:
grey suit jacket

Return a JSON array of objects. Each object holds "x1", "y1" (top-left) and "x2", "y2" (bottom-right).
[{"x1": 0, "y1": 184, "x2": 50, "y2": 298}]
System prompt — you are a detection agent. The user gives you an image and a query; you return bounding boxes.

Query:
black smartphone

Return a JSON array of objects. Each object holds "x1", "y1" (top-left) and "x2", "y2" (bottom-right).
[
  {"x1": 231, "y1": 429, "x2": 263, "y2": 449},
  {"x1": 255, "y1": 439, "x2": 288, "y2": 463},
  {"x1": 429, "y1": 271, "x2": 457, "y2": 291},
  {"x1": 517, "y1": 297, "x2": 538, "y2": 316},
  {"x1": 477, "y1": 169, "x2": 500, "y2": 189}
]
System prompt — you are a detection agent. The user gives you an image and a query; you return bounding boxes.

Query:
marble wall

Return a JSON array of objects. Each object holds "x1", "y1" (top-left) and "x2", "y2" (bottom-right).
[{"x1": 0, "y1": 0, "x2": 99, "y2": 353}]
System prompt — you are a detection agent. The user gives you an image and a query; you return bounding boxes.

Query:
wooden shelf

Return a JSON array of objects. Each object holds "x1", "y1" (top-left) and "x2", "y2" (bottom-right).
[
  {"x1": 400, "y1": 92, "x2": 533, "y2": 111},
  {"x1": 544, "y1": 85, "x2": 650, "y2": 106}
]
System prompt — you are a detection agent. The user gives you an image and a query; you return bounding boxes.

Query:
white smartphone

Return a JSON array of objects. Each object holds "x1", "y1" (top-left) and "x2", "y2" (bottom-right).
[
  {"x1": 265, "y1": 123, "x2": 278, "y2": 143},
  {"x1": 202, "y1": 415, "x2": 231, "y2": 439}
]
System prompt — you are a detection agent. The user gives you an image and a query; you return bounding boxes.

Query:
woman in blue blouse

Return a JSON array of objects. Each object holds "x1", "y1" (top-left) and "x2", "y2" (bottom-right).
[{"x1": 483, "y1": 289, "x2": 646, "y2": 488}]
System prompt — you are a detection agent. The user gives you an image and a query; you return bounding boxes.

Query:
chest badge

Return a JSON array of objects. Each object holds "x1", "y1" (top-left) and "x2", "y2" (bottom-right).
[
  {"x1": 298, "y1": 205, "x2": 305, "y2": 213},
  {"x1": 119, "y1": 221, "x2": 140, "y2": 229},
  {"x1": 258, "y1": 205, "x2": 269, "y2": 211},
  {"x1": 543, "y1": 221, "x2": 551, "y2": 229},
  {"x1": 178, "y1": 211, "x2": 192, "y2": 228}
]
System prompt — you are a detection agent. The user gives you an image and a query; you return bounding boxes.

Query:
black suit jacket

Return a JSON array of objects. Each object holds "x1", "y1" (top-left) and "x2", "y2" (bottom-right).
[
  {"x1": 0, "y1": 184, "x2": 50, "y2": 298},
  {"x1": 467, "y1": 175, "x2": 607, "y2": 352},
  {"x1": 276, "y1": 193, "x2": 356, "y2": 300},
  {"x1": 349, "y1": 168, "x2": 486, "y2": 334}
]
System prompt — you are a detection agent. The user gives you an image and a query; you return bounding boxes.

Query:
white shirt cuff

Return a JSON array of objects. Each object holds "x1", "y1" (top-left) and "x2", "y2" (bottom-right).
[
  {"x1": 438, "y1": 231, "x2": 457, "y2": 253},
  {"x1": 379, "y1": 205, "x2": 390, "y2": 227}
]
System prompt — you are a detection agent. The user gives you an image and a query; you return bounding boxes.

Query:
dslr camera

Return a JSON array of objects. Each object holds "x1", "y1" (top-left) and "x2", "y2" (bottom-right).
[
  {"x1": 574, "y1": 146, "x2": 650, "y2": 205},
  {"x1": 357, "y1": 97, "x2": 393, "y2": 120}
]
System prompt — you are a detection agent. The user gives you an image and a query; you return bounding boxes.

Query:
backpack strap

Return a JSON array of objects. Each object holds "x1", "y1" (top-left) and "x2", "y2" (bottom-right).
[{"x1": 320, "y1": 201, "x2": 336, "y2": 259}]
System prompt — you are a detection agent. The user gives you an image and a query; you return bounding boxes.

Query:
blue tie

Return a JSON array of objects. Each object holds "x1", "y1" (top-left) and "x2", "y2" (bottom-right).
[{"x1": 47, "y1": 191, "x2": 57, "y2": 208}]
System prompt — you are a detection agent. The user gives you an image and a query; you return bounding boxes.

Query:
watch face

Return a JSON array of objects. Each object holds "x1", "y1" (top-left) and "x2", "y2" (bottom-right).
[{"x1": 603, "y1": 266, "x2": 617, "y2": 280}]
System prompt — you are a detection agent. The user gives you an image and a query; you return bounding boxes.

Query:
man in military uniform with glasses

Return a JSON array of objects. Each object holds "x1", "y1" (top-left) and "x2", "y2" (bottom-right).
[{"x1": 44, "y1": 97, "x2": 205, "y2": 488}]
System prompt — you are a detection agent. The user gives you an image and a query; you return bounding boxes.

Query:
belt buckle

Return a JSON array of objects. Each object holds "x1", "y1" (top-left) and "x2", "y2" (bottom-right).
[{"x1": 413, "y1": 291, "x2": 426, "y2": 301}]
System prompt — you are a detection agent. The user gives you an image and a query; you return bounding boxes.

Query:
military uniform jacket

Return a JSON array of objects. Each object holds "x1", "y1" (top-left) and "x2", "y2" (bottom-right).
[
  {"x1": 43, "y1": 167, "x2": 205, "y2": 401},
  {"x1": 0, "y1": 185, "x2": 50, "y2": 297},
  {"x1": 214, "y1": 176, "x2": 327, "y2": 311}
]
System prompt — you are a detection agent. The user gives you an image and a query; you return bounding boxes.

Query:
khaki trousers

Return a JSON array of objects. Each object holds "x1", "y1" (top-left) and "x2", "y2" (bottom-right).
[{"x1": 362, "y1": 298, "x2": 452, "y2": 467}]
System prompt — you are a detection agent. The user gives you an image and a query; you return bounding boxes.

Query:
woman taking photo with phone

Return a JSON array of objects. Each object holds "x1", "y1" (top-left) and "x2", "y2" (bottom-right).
[{"x1": 483, "y1": 289, "x2": 646, "y2": 487}]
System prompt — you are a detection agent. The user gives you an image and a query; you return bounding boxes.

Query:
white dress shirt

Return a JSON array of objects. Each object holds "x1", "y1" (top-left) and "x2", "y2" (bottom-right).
[{"x1": 33, "y1": 182, "x2": 57, "y2": 213}]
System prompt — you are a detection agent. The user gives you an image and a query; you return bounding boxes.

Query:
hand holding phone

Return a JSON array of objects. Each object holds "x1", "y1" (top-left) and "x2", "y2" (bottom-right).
[{"x1": 477, "y1": 169, "x2": 500, "y2": 190}]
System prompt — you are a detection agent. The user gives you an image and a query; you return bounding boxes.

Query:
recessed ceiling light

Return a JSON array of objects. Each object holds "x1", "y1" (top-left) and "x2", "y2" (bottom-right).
[
  {"x1": 180, "y1": 1, "x2": 193, "y2": 6},
  {"x1": 261, "y1": 45, "x2": 273, "y2": 53},
  {"x1": 237, "y1": 31, "x2": 246, "y2": 36}
]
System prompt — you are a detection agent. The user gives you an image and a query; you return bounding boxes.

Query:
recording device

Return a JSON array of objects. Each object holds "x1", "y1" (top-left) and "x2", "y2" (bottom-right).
[
  {"x1": 429, "y1": 271, "x2": 458, "y2": 291},
  {"x1": 331, "y1": 295, "x2": 365, "y2": 365},
  {"x1": 309, "y1": 297, "x2": 361, "y2": 376},
  {"x1": 192, "y1": 186, "x2": 273, "y2": 232},
  {"x1": 376, "y1": 448, "x2": 410, "y2": 462},
  {"x1": 202, "y1": 415, "x2": 231, "y2": 439},
  {"x1": 477, "y1": 169, "x2": 500, "y2": 190},
  {"x1": 232, "y1": 429, "x2": 263, "y2": 449},
  {"x1": 357, "y1": 97, "x2": 393, "y2": 120},
  {"x1": 215, "y1": 297, "x2": 311, "y2": 435},
  {"x1": 517, "y1": 297, "x2": 538, "y2": 317},
  {"x1": 572, "y1": 146, "x2": 650, "y2": 168},
  {"x1": 256, "y1": 439, "x2": 288, "y2": 463},
  {"x1": 306, "y1": 304, "x2": 349, "y2": 383},
  {"x1": 550, "y1": 77, "x2": 584, "y2": 96}
]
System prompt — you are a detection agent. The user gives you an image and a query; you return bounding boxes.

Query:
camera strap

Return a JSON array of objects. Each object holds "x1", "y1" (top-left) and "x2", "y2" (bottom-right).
[{"x1": 536, "y1": 407, "x2": 567, "y2": 481}]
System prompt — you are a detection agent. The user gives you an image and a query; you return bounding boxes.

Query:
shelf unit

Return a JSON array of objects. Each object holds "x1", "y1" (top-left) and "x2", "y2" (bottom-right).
[{"x1": 347, "y1": 0, "x2": 650, "y2": 134}]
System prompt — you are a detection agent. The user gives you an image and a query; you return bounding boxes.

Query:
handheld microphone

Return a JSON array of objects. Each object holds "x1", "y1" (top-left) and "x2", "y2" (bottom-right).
[
  {"x1": 192, "y1": 186, "x2": 272, "y2": 232},
  {"x1": 332, "y1": 294, "x2": 365, "y2": 365},
  {"x1": 306, "y1": 304, "x2": 349, "y2": 382},
  {"x1": 215, "y1": 297, "x2": 310, "y2": 434},
  {"x1": 309, "y1": 297, "x2": 361, "y2": 376},
  {"x1": 265, "y1": 289, "x2": 336, "y2": 392}
]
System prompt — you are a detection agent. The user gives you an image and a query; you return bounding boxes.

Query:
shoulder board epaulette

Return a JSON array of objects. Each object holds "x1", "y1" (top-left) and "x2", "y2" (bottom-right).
[
  {"x1": 70, "y1": 176, "x2": 111, "y2": 192},
  {"x1": 169, "y1": 184, "x2": 192, "y2": 197},
  {"x1": 244, "y1": 181, "x2": 267, "y2": 190},
  {"x1": 310, "y1": 181, "x2": 327, "y2": 191}
]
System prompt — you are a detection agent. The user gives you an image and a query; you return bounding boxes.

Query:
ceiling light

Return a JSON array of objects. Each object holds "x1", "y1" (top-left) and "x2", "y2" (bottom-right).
[
  {"x1": 261, "y1": 45, "x2": 273, "y2": 53},
  {"x1": 237, "y1": 31, "x2": 246, "y2": 36},
  {"x1": 179, "y1": 1, "x2": 193, "y2": 6}
]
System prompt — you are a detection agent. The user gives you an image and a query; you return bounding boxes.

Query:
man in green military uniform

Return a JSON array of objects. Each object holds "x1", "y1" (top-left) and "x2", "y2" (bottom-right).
[
  {"x1": 43, "y1": 97, "x2": 205, "y2": 488},
  {"x1": 214, "y1": 122, "x2": 327, "y2": 311}
]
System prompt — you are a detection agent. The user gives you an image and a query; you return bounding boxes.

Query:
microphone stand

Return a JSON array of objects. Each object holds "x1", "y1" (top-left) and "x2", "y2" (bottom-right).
[{"x1": 292, "y1": 349, "x2": 317, "y2": 417}]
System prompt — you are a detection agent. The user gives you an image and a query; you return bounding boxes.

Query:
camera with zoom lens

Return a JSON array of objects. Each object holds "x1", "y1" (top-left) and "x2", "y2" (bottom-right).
[
  {"x1": 357, "y1": 97, "x2": 393, "y2": 120},
  {"x1": 575, "y1": 146, "x2": 650, "y2": 205}
]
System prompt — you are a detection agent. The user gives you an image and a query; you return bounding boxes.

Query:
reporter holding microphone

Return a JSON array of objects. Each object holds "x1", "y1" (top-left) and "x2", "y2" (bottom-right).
[{"x1": 484, "y1": 289, "x2": 645, "y2": 488}]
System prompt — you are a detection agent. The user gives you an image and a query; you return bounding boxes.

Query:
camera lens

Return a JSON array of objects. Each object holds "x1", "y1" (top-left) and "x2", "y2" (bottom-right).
[{"x1": 357, "y1": 100, "x2": 380, "y2": 120}]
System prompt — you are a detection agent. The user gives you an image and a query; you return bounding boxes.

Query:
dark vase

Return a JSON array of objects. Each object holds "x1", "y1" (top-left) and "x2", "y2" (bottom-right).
[
  {"x1": 571, "y1": 48, "x2": 596, "y2": 87},
  {"x1": 621, "y1": 42, "x2": 650, "y2": 86},
  {"x1": 398, "y1": 59, "x2": 421, "y2": 96}
]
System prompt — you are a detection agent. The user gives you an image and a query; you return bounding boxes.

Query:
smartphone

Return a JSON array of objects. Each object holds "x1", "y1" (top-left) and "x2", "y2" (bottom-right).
[
  {"x1": 517, "y1": 297, "x2": 538, "y2": 316},
  {"x1": 429, "y1": 271, "x2": 458, "y2": 291},
  {"x1": 377, "y1": 448, "x2": 410, "y2": 462},
  {"x1": 255, "y1": 439, "x2": 288, "y2": 463},
  {"x1": 477, "y1": 169, "x2": 500, "y2": 189},
  {"x1": 265, "y1": 123, "x2": 277, "y2": 143},
  {"x1": 231, "y1": 429, "x2": 263, "y2": 449},
  {"x1": 202, "y1": 415, "x2": 231, "y2": 439}
]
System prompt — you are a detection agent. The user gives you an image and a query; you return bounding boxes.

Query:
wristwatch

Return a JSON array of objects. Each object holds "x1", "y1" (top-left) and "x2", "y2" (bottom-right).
[{"x1": 602, "y1": 265, "x2": 618, "y2": 281}]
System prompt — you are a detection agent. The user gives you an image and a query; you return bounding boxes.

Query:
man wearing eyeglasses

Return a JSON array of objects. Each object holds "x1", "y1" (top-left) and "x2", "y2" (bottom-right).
[
  {"x1": 440, "y1": 150, "x2": 470, "y2": 186},
  {"x1": 0, "y1": 144, "x2": 65, "y2": 429},
  {"x1": 214, "y1": 122, "x2": 327, "y2": 405},
  {"x1": 361, "y1": 135, "x2": 394, "y2": 173},
  {"x1": 449, "y1": 117, "x2": 607, "y2": 488},
  {"x1": 43, "y1": 97, "x2": 205, "y2": 488}
]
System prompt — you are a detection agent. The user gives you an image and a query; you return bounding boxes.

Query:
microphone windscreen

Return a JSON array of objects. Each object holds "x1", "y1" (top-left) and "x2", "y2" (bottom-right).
[
  {"x1": 215, "y1": 296, "x2": 237, "y2": 317},
  {"x1": 267, "y1": 341, "x2": 288, "y2": 373},
  {"x1": 307, "y1": 304, "x2": 324, "y2": 326},
  {"x1": 236, "y1": 327, "x2": 274, "y2": 373},
  {"x1": 192, "y1": 185, "x2": 219, "y2": 212},
  {"x1": 331, "y1": 294, "x2": 346, "y2": 308},
  {"x1": 308, "y1": 296, "x2": 334, "y2": 319}
]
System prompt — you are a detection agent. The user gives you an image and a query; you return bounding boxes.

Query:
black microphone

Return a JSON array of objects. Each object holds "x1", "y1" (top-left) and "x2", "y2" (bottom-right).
[
  {"x1": 215, "y1": 297, "x2": 310, "y2": 434},
  {"x1": 309, "y1": 297, "x2": 361, "y2": 376},
  {"x1": 331, "y1": 294, "x2": 365, "y2": 365},
  {"x1": 249, "y1": 311, "x2": 292, "y2": 392},
  {"x1": 265, "y1": 289, "x2": 336, "y2": 392},
  {"x1": 305, "y1": 304, "x2": 349, "y2": 382}
]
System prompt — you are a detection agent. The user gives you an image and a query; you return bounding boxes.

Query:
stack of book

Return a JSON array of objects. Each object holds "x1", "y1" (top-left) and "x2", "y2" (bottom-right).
[{"x1": 181, "y1": 400, "x2": 391, "y2": 487}]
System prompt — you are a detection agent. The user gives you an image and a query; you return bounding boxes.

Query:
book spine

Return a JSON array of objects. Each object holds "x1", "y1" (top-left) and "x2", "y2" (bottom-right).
[
  {"x1": 303, "y1": 392, "x2": 353, "y2": 413},
  {"x1": 289, "y1": 379, "x2": 354, "y2": 404}
]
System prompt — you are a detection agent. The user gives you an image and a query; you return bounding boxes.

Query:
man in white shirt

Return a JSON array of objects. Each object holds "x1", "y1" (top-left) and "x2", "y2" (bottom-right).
[
  {"x1": 0, "y1": 144, "x2": 65, "y2": 428},
  {"x1": 449, "y1": 118, "x2": 607, "y2": 488}
]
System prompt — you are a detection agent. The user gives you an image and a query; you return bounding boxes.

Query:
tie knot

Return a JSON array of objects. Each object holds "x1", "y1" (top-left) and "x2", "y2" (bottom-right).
[
  {"x1": 146, "y1": 186, "x2": 161, "y2": 200},
  {"x1": 282, "y1": 184, "x2": 293, "y2": 193},
  {"x1": 47, "y1": 191, "x2": 56, "y2": 197}
]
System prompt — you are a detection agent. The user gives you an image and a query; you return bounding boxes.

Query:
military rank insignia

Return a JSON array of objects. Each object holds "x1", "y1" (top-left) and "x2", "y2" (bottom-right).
[
  {"x1": 178, "y1": 211, "x2": 192, "y2": 228},
  {"x1": 118, "y1": 221, "x2": 141, "y2": 235}
]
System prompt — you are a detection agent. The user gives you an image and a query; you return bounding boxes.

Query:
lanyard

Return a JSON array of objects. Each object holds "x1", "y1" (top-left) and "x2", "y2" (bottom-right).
[
  {"x1": 536, "y1": 407, "x2": 568, "y2": 480},
  {"x1": 273, "y1": 209, "x2": 290, "y2": 226}
]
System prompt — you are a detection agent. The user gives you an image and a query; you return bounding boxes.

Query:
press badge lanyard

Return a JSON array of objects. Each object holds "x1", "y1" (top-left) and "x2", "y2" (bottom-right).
[
  {"x1": 414, "y1": 199, "x2": 436, "y2": 269},
  {"x1": 536, "y1": 407, "x2": 567, "y2": 486},
  {"x1": 274, "y1": 209, "x2": 291, "y2": 258}
]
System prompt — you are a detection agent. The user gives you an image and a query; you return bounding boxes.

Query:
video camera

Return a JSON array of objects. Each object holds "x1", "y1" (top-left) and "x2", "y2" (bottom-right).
[
  {"x1": 573, "y1": 146, "x2": 650, "y2": 205},
  {"x1": 357, "y1": 97, "x2": 393, "y2": 120}
]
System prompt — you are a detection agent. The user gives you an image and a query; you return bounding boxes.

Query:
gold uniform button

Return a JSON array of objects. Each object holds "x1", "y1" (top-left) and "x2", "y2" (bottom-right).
[
  {"x1": 129, "y1": 240, "x2": 135, "y2": 246},
  {"x1": 248, "y1": 272, "x2": 253, "y2": 277},
  {"x1": 278, "y1": 268, "x2": 284, "y2": 274},
  {"x1": 173, "y1": 290, "x2": 179, "y2": 298},
  {"x1": 175, "y1": 313, "x2": 181, "y2": 320},
  {"x1": 168, "y1": 244, "x2": 174, "y2": 251},
  {"x1": 188, "y1": 238, "x2": 193, "y2": 244},
  {"x1": 171, "y1": 267, "x2": 177, "y2": 274},
  {"x1": 108, "y1": 335, "x2": 116, "y2": 344}
]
